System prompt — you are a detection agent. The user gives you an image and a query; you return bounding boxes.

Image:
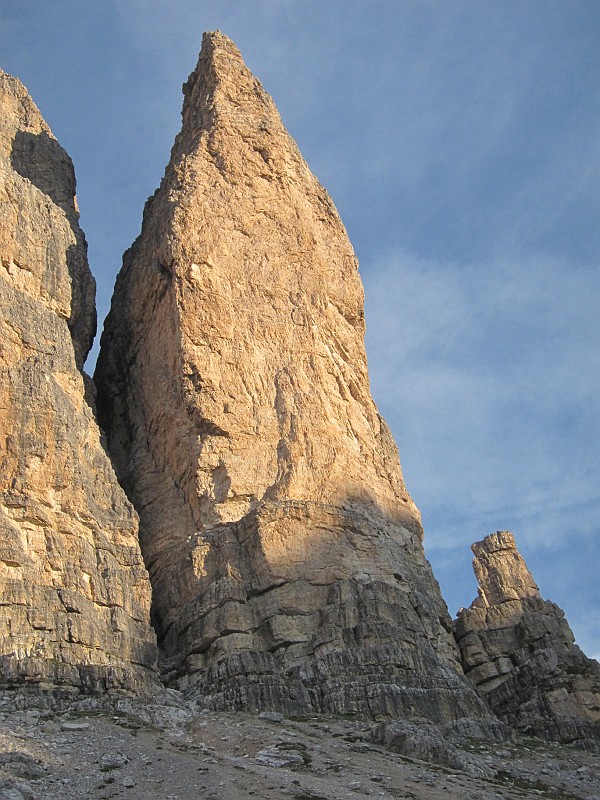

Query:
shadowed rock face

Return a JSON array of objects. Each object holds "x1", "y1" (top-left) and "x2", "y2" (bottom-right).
[
  {"x1": 454, "y1": 531, "x2": 600, "y2": 745},
  {"x1": 95, "y1": 32, "x2": 493, "y2": 721},
  {"x1": 0, "y1": 69, "x2": 159, "y2": 693}
]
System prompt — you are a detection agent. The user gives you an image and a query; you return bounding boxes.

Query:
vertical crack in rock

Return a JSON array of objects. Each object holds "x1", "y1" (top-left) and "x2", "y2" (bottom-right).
[
  {"x1": 95, "y1": 31, "x2": 495, "y2": 720},
  {"x1": 0, "y1": 69, "x2": 159, "y2": 693},
  {"x1": 454, "y1": 531, "x2": 600, "y2": 744}
]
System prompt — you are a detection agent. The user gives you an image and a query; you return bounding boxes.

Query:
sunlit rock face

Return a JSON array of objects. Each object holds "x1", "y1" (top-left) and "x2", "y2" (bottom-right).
[
  {"x1": 0, "y1": 69, "x2": 159, "y2": 693},
  {"x1": 454, "y1": 532, "x2": 600, "y2": 744},
  {"x1": 96, "y1": 32, "x2": 493, "y2": 719}
]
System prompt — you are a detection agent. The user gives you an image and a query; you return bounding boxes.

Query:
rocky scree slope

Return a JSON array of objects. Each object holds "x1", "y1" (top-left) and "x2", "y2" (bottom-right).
[{"x1": 3, "y1": 693, "x2": 600, "y2": 800}]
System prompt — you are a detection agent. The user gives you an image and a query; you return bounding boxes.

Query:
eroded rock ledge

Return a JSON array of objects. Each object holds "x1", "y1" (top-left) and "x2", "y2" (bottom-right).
[
  {"x1": 0, "y1": 69, "x2": 159, "y2": 693},
  {"x1": 94, "y1": 31, "x2": 493, "y2": 722},
  {"x1": 454, "y1": 531, "x2": 600, "y2": 746}
]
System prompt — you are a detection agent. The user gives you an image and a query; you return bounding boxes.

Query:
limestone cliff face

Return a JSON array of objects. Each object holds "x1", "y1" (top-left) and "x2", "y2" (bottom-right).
[
  {"x1": 96, "y1": 32, "x2": 492, "y2": 720},
  {"x1": 454, "y1": 532, "x2": 600, "y2": 744},
  {"x1": 0, "y1": 69, "x2": 159, "y2": 692}
]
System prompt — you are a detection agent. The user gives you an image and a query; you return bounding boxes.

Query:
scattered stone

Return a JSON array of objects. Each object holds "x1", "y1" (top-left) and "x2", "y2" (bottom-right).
[
  {"x1": 99, "y1": 752, "x2": 129, "y2": 770},
  {"x1": 0, "y1": 754, "x2": 43, "y2": 781},
  {"x1": 39, "y1": 721, "x2": 58, "y2": 734},
  {"x1": 255, "y1": 747, "x2": 306, "y2": 769},
  {"x1": 1, "y1": 783, "x2": 36, "y2": 800},
  {"x1": 61, "y1": 722, "x2": 91, "y2": 731},
  {"x1": 372, "y1": 720, "x2": 496, "y2": 779},
  {"x1": 258, "y1": 712, "x2": 284, "y2": 724},
  {"x1": 0, "y1": 788, "x2": 26, "y2": 800}
]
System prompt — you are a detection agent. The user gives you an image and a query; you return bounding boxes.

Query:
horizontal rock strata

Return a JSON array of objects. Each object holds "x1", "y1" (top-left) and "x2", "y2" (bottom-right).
[
  {"x1": 95, "y1": 31, "x2": 495, "y2": 722},
  {"x1": 454, "y1": 531, "x2": 600, "y2": 745},
  {"x1": 0, "y1": 69, "x2": 159, "y2": 693}
]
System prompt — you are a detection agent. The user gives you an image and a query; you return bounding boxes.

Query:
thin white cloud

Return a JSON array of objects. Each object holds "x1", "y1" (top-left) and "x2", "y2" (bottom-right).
[{"x1": 363, "y1": 247, "x2": 600, "y2": 654}]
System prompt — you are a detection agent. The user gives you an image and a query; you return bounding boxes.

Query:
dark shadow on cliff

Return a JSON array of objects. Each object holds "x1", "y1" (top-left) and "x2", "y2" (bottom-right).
[
  {"x1": 146, "y1": 489, "x2": 511, "y2": 724},
  {"x1": 11, "y1": 129, "x2": 78, "y2": 229},
  {"x1": 11, "y1": 130, "x2": 96, "y2": 368}
]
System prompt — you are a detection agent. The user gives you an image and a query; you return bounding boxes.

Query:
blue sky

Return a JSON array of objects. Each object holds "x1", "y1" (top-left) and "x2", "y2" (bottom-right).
[{"x1": 2, "y1": 1, "x2": 599, "y2": 659}]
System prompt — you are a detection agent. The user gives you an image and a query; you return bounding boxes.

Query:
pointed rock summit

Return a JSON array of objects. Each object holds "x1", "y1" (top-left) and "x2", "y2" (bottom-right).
[
  {"x1": 454, "y1": 532, "x2": 600, "y2": 744},
  {"x1": 0, "y1": 69, "x2": 158, "y2": 692},
  {"x1": 96, "y1": 32, "x2": 492, "y2": 720}
]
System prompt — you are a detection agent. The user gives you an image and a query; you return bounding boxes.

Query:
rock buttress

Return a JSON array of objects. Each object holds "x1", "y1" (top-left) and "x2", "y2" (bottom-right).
[
  {"x1": 0, "y1": 69, "x2": 159, "y2": 693},
  {"x1": 95, "y1": 31, "x2": 493, "y2": 720},
  {"x1": 454, "y1": 532, "x2": 600, "y2": 745}
]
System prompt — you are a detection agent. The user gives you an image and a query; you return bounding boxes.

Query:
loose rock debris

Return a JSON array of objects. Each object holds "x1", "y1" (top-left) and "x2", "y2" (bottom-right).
[{"x1": 0, "y1": 692, "x2": 598, "y2": 800}]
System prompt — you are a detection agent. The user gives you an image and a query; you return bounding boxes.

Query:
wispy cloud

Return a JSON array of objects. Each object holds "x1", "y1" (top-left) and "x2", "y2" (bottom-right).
[{"x1": 363, "y1": 248, "x2": 600, "y2": 650}]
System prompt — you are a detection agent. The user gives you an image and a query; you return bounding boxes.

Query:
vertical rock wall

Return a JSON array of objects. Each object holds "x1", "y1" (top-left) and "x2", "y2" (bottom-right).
[
  {"x1": 454, "y1": 532, "x2": 600, "y2": 744},
  {"x1": 0, "y1": 70, "x2": 159, "y2": 693},
  {"x1": 95, "y1": 32, "x2": 493, "y2": 720}
]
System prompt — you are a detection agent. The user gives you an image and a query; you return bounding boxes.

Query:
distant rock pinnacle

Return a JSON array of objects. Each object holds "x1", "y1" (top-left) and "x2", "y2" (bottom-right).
[{"x1": 95, "y1": 31, "x2": 492, "y2": 720}]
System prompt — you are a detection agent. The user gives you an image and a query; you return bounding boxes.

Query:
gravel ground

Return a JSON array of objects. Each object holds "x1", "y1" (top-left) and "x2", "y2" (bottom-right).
[{"x1": 1, "y1": 691, "x2": 599, "y2": 800}]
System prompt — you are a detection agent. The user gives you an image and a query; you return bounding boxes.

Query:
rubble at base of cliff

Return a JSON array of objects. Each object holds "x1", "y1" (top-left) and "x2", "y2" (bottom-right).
[{"x1": 1, "y1": 690, "x2": 600, "y2": 800}]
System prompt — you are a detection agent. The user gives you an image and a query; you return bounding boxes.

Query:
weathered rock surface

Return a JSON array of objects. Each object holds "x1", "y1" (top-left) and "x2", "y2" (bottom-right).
[
  {"x1": 0, "y1": 69, "x2": 159, "y2": 692},
  {"x1": 454, "y1": 531, "x2": 600, "y2": 745},
  {"x1": 95, "y1": 31, "x2": 494, "y2": 721}
]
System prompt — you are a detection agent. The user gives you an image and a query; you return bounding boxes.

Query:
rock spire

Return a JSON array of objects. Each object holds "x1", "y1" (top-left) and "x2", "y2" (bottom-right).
[
  {"x1": 0, "y1": 69, "x2": 159, "y2": 692},
  {"x1": 95, "y1": 32, "x2": 493, "y2": 720},
  {"x1": 454, "y1": 532, "x2": 600, "y2": 745}
]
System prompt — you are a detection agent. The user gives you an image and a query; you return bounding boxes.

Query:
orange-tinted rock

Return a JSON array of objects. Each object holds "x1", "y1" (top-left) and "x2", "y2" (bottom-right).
[
  {"x1": 0, "y1": 69, "x2": 159, "y2": 693},
  {"x1": 96, "y1": 33, "x2": 492, "y2": 720}
]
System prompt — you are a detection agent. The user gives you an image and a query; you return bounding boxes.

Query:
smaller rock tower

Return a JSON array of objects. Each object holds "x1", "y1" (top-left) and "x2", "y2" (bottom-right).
[{"x1": 454, "y1": 531, "x2": 600, "y2": 744}]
